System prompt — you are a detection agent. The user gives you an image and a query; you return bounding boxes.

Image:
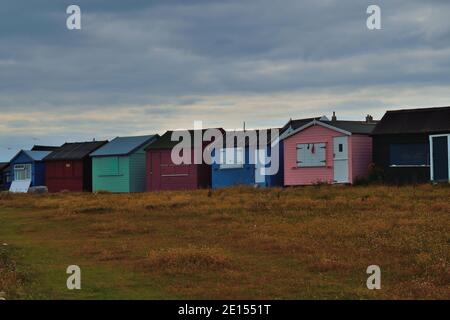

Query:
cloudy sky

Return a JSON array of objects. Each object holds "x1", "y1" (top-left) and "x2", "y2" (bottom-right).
[{"x1": 1, "y1": 0, "x2": 450, "y2": 161}]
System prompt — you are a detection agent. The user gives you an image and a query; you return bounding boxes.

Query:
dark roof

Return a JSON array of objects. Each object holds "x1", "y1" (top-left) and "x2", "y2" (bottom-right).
[
  {"x1": 282, "y1": 118, "x2": 378, "y2": 140},
  {"x1": 0, "y1": 162, "x2": 9, "y2": 171},
  {"x1": 91, "y1": 135, "x2": 158, "y2": 157},
  {"x1": 31, "y1": 145, "x2": 60, "y2": 151},
  {"x1": 323, "y1": 120, "x2": 378, "y2": 134},
  {"x1": 146, "y1": 129, "x2": 223, "y2": 150},
  {"x1": 44, "y1": 141, "x2": 108, "y2": 161},
  {"x1": 280, "y1": 117, "x2": 324, "y2": 133},
  {"x1": 372, "y1": 106, "x2": 450, "y2": 135}
]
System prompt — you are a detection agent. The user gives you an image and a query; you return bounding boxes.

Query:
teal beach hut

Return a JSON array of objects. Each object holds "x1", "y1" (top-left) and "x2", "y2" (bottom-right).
[{"x1": 90, "y1": 135, "x2": 159, "y2": 193}]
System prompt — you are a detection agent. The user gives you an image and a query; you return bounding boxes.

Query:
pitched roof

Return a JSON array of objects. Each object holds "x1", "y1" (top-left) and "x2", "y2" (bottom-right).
[
  {"x1": 280, "y1": 116, "x2": 326, "y2": 134},
  {"x1": 372, "y1": 106, "x2": 450, "y2": 135},
  {"x1": 282, "y1": 118, "x2": 377, "y2": 140},
  {"x1": 9, "y1": 150, "x2": 51, "y2": 163},
  {"x1": 90, "y1": 135, "x2": 159, "y2": 157},
  {"x1": 322, "y1": 120, "x2": 378, "y2": 134},
  {"x1": 146, "y1": 129, "x2": 224, "y2": 150},
  {"x1": 31, "y1": 145, "x2": 60, "y2": 151},
  {"x1": 23, "y1": 150, "x2": 52, "y2": 161},
  {"x1": 44, "y1": 141, "x2": 108, "y2": 161}
]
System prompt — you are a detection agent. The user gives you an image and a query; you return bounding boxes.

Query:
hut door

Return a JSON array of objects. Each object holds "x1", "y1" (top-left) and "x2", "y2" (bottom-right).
[
  {"x1": 431, "y1": 135, "x2": 449, "y2": 181},
  {"x1": 333, "y1": 136, "x2": 349, "y2": 183}
]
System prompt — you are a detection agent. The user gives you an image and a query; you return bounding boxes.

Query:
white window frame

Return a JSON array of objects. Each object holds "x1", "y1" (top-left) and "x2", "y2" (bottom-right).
[
  {"x1": 14, "y1": 164, "x2": 32, "y2": 181},
  {"x1": 297, "y1": 143, "x2": 326, "y2": 168},
  {"x1": 429, "y1": 134, "x2": 450, "y2": 181},
  {"x1": 219, "y1": 147, "x2": 244, "y2": 169}
]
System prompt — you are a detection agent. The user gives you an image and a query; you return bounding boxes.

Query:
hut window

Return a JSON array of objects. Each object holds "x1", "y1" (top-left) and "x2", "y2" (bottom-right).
[
  {"x1": 220, "y1": 148, "x2": 244, "y2": 169},
  {"x1": 297, "y1": 143, "x2": 326, "y2": 167},
  {"x1": 14, "y1": 164, "x2": 32, "y2": 181},
  {"x1": 390, "y1": 143, "x2": 429, "y2": 167}
]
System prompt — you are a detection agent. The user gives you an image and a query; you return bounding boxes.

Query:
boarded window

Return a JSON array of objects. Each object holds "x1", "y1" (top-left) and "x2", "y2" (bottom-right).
[
  {"x1": 220, "y1": 148, "x2": 244, "y2": 169},
  {"x1": 297, "y1": 143, "x2": 326, "y2": 167},
  {"x1": 390, "y1": 143, "x2": 429, "y2": 166},
  {"x1": 97, "y1": 157, "x2": 120, "y2": 176}
]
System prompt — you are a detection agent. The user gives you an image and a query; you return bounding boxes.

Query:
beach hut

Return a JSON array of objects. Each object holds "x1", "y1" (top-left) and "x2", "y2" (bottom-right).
[
  {"x1": 146, "y1": 130, "x2": 220, "y2": 191},
  {"x1": 283, "y1": 114, "x2": 377, "y2": 185},
  {"x1": 90, "y1": 135, "x2": 159, "y2": 193},
  {"x1": 211, "y1": 129, "x2": 284, "y2": 189},
  {"x1": 372, "y1": 106, "x2": 450, "y2": 183},
  {"x1": 8, "y1": 149, "x2": 54, "y2": 192},
  {"x1": 44, "y1": 140, "x2": 107, "y2": 192}
]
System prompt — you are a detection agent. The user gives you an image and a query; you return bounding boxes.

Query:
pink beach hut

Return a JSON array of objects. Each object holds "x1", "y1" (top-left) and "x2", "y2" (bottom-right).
[{"x1": 282, "y1": 114, "x2": 377, "y2": 185}]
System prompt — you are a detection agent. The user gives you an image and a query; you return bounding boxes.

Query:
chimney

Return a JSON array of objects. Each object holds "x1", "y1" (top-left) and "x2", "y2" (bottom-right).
[
  {"x1": 365, "y1": 114, "x2": 373, "y2": 123},
  {"x1": 331, "y1": 111, "x2": 337, "y2": 122}
]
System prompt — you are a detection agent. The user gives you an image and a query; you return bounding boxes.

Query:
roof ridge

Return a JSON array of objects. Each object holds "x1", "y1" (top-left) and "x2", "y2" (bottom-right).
[
  {"x1": 26, "y1": 149, "x2": 51, "y2": 153},
  {"x1": 63, "y1": 140, "x2": 106, "y2": 144},
  {"x1": 386, "y1": 106, "x2": 450, "y2": 114},
  {"x1": 91, "y1": 135, "x2": 157, "y2": 157},
  {"x1": 114, "y1": 134, "x2": 156, "y2": 139},
  {"x1": 324, "y1": 120, "x2": 378, "y2": 124},
  {"x1": 373, "y1": 106, "x2": 450, "y2": 134}
]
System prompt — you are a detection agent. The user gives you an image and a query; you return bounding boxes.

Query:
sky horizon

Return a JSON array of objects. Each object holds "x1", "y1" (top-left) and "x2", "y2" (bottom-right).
[{"x1": 1, "y1": 0, "x2": 450, "y2": 161}]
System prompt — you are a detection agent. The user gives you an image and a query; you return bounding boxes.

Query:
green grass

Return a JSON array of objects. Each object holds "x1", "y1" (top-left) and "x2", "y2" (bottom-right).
[{"x1": 0, "y1": 185, "x2": 449, "y2": 299}]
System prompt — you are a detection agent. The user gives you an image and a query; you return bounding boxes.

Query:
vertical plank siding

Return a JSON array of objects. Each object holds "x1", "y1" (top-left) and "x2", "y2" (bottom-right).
[
  {"x1": 147, "y1": 148, "x2": 207, "y2": 191},
  {"x1": 92, "y1": 156, "x2": 130, "y2": 193},
  {"x1": 129, "y1": 151, "x2": 147, "y2": 192},
  {"x1": 349, "y1": 135, "x2": 373, "y2": 182},
  {"x1": 45, "y1": 160, "x2": 85, "y2": 192}
]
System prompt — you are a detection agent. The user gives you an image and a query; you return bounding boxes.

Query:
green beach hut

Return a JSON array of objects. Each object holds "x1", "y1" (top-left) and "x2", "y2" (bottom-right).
[{"x1": 90, "y1": 135, "x2": 159, "y2": 193}]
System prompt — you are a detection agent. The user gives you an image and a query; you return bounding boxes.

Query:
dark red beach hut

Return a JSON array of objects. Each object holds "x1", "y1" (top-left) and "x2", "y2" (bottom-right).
[
  {"x1": 146, "y1": 130, "x2": 220, "y2": 191},
  {"x1": 44, "y1": 140, "x2": 107, "y2": 192}
]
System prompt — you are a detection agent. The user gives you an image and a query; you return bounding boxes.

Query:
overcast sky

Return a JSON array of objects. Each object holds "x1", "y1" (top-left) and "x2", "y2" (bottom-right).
[{"x1": 1, "y1": 0, "x2": 450, "y2": 161}]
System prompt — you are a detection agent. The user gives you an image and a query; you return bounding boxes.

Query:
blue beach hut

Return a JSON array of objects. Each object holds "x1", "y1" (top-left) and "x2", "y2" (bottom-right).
[
  {"x1": 9, "y1": 150, "x2": 53, "y2": 191},
  {"x1": 211, "y1": 129, "x2": 284, "y2": 189}
]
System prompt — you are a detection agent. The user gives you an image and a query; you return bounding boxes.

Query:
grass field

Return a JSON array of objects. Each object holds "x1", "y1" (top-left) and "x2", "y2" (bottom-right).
[{"x1": 0, "y1": 185, "x2": 449, "y2": 300}]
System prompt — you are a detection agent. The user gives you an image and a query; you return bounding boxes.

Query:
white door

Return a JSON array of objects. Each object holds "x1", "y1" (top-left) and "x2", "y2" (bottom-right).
[{"x1": 333, "y1": 136, "x2": 349, "y2": 183}]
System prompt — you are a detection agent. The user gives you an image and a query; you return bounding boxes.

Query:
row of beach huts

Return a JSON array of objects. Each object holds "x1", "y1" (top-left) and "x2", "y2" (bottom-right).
[{"x1": 0, "y1": 106, "x2": 449, "y2": 193}]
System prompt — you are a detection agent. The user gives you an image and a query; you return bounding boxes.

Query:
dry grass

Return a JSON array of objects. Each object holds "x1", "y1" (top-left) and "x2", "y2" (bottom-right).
[
  {"x1": 145, "y1": 246, "x2": 232, "y2": 272},
  {"x1": 0, "y1": 184, "x2": 449, "y2": 299},
  {"x1": 0, "y1": 246, "x2": 28, "y2": 299}
]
